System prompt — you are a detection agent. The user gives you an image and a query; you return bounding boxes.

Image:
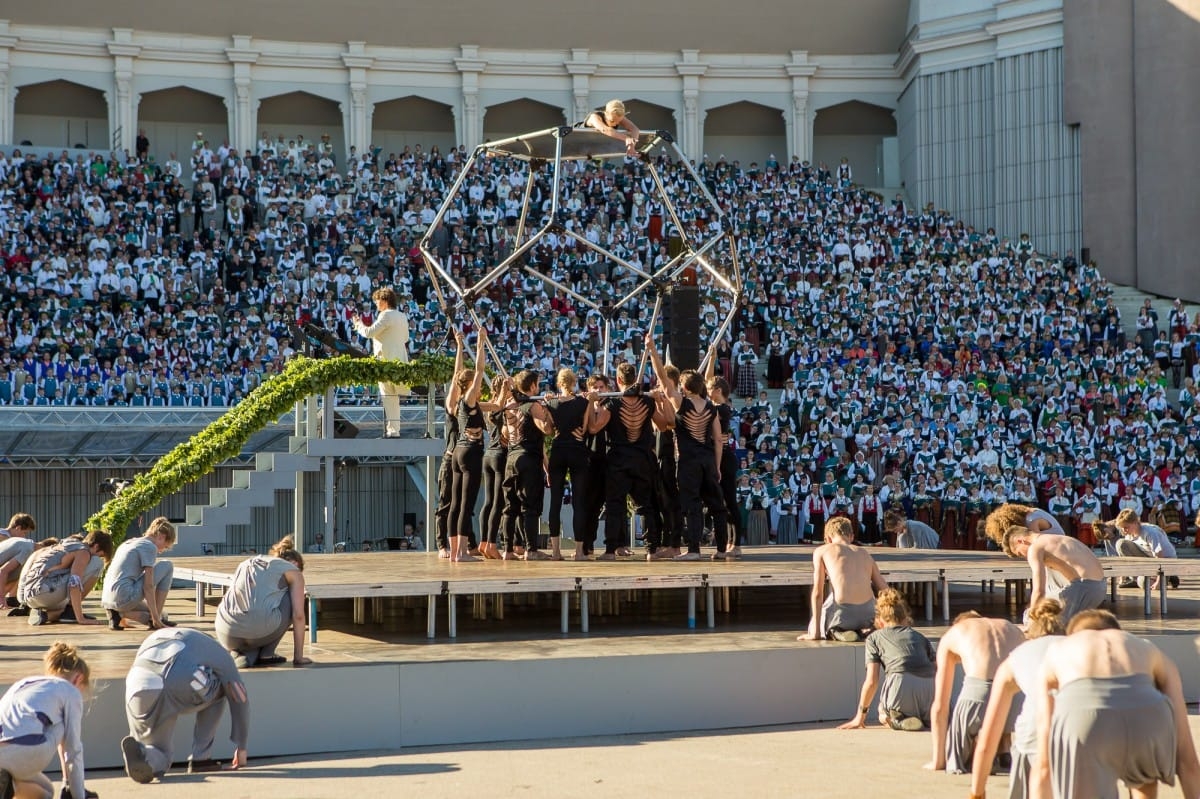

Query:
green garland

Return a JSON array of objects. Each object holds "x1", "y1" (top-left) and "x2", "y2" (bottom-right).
[{"x1": 85, "y1": 354, "x2": 455, "y2": 541}]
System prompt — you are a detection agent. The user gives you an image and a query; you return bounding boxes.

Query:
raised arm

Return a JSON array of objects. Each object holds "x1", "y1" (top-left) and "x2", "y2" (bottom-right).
[
  {"x1": 464, "y1": 332, "x2": 487, "y2": 407},
  {"x1": 444, "y1": 332, "x2": 466, "y2": 414}
]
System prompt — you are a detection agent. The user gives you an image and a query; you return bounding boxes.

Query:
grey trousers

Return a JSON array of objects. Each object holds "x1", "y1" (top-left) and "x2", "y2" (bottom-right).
[
  {"x1": 126, "y1": 665, "x2": 223, "y2": 774},
  {"x1": 216, "y1": 592, "x2": 292, "y2": 666},
  {"x1": 110, "y1": 560, "x2": 174, "y2": 615}
]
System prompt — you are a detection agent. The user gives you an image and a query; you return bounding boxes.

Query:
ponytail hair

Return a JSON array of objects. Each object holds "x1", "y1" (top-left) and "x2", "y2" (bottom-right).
[
  {"x1": 874, "y1": 588, "x2": 913, "y2": 627},
  {"x1": 44, "y1": 641, "x2": 89, "y2": 686},
  {"x1": 269, "y1": 535, "x2": 305, "y2": 570},
  {"x1": 1026, "y1": 597, "x2": 1065, "y2": 639}
]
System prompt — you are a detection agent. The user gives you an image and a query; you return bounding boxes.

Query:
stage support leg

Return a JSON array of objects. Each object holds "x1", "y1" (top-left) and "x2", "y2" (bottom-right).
[
  {"x1": 706, "y1": 586, "x2": 715, "y2": 629},
  {"x1": 426, "y1": 594, "x2": 437, "y2": 639},
  {"x1": 561, "y1": 591, "x2": 569, "y2": 633},
  {"x1": 353, "y1": 597, "x2": 365, "y2": 625},
  {"x1": 941, "y1": 578, "x2": 950, "y2": 622},
  {"x1": 308, "y1": 596, "x2": 318, "y2": 643},
  {"x1": 925, "y1": 582, "x2": 933, "y2": 621},
  {"x1": 1160, "y1": 570, "x2": 1168, "y2": 615},
  {"x1": 1110, "y1": 577, "x2": 1118, "y2": 603},
  {"x1": 194, "y1": 582, "x2": 205, "y2": 617},
  {"x1": 580, "y1": 590, "x2": 589, "y2": 633},
  {"x1": 1143, "y1": 579, "x2": 1151, "y2": 617},
  {"x1": 372, "y1": 596, "x2": 384, "y2": 624},
  {"x1": 449, "y1": 594, "x2": 458, "y2": 638},
  {"x1": 687, "y1": 588, "x2": 696, "y2": 629}
]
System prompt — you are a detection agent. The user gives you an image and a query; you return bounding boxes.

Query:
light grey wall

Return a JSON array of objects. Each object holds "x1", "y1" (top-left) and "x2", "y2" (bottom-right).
[
  {"x1": 899, "y1": 50, "x2": 1081, "y2": 255},
  {"x1": 1064, "y1": 0, "x2": 1200, "y2": 300}
]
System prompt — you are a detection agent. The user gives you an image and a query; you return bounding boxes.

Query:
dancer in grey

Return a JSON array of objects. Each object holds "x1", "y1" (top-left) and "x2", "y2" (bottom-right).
[
  {"x1": 0, "y1": 513, "x2": 38, "y2": 601},
  {"x1": 18, "y1": 532, "x2": 113, "y2": 625},
  {"x1": 839, "y1": 589, "x2": 935, "y2": 732},
  {"x1": 0, "y1": 642, "x2": 91, "y2": 799},
  {"x1": 1036, "y1": 610, "x2": 1200, "y2": 799},
  {"x1": 121, "y1": 628, "x2": 250, "y2": 783},
  {"x1": 102, "y1": 517, "x2": 176, "y2": 630},
  {"x1": 885, "y1": 511, "x2": 940, "y2": 549},
  {"x1": 215, "y1": 536, "x2": 311, "y2": 668},
  {"x1": 968, "y1": 597, "x2": 1066, "y2": 799}
]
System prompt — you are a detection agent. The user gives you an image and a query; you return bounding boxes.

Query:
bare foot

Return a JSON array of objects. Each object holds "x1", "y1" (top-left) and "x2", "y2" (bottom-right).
[
  {"x1": 523, "y1": 550, "x2": 551, "y2": 561},
  {"x1": 502, "y1": 551, "x2": 522, "y2": 560},
  {"x1": 596, "y1": 553, "x2": 617, "y2": 561},
  {"x1": 548, "y1": 552, "x2": 564, "y2": 561},
  {"x1": 438, "y1": 549, "x2": 450, "y2": 560},
  {"x1": 796, "y1": 633, "x2": 816, "y2": 642},
  {"x1": 452, "y1": 553, "x2": 481, "y2": 562},
  {"x1": 615, "y1": 547, "x2": 633, "y2": 557}
]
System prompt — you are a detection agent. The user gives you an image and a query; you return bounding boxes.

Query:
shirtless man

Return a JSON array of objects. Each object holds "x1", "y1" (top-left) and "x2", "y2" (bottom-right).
[
  {"x1": 926, "y1": 611, "x2": 1024, "y2": 774},
  {"x1": 1033, "y1": 610, "x2": 1200, "y2": 799},
  {"x1": 797, "y1": 516, "x2": 887, "y2": 642},
  {"x1": 1002, "y1": 526, "x2": 1106, "y2": 624}
]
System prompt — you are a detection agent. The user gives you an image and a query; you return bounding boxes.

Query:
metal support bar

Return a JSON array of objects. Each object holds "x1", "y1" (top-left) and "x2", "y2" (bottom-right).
[
  {"x1": 560, "y1": 590, "x2": 569, "y2": 633},
  {"x1": 687, "y1": 587, "x2": 696, "y2": 629},
  {"x1": 706, "y1": 586, "x2": 715, "y2": 629},
  {"x1": 426, "y1": 593, "x2": 437, "y2": 639},
  {"x1": 580, "y1": 590, "x2": 589, "y2": 633}
]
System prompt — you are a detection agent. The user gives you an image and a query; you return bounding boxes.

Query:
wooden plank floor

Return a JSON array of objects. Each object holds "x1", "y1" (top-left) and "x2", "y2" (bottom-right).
[{"x1": 3, "y1": 547, "x2": 1198, "y2": 682}]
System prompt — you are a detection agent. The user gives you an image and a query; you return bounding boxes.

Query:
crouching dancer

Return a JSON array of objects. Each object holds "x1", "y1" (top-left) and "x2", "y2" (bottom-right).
[
  {"x1": 18, "y1": 532, "x2": 114, "y2": 626},
  {"x1": 101, "y1": 516, "x2": 177, "y2": 631},
  {"x1": 215, "y1": 535, "x2": 311, "y2": 668},
  {"x1": 121, "y1": 628, "x2": 250, "y2": 783},
  {"x1": 1033, "y1": 610, "x2": 1200, "y2": 799},
  {"x1": 798, "y1": 516, "x2": 887, "y2": 642},
  {"x1": 0, "y1": 642, "x2": 93, "y2": 799}
]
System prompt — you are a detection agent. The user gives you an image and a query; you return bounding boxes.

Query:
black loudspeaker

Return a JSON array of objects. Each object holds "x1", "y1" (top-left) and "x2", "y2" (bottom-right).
[
  {"x1": 1080, "y1": 247, "x2": 1090, "y2": 264},
  {"x1": 318, "y1": 410, "x2": 360, "y2": 439},
  {"x1": 663, "y1": 285, "x2": 701, "y2": 371}
]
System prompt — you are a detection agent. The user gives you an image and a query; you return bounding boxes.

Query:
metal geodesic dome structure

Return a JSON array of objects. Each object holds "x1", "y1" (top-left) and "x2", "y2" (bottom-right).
[{"x1": 419, "y1": 125, "x2": 743, "y2": 379}]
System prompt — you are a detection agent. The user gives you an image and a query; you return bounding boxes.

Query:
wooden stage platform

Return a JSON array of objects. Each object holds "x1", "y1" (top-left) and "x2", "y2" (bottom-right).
[
  {"x1": 4, "y1": 547, "x2": 1200, "y2": 767},
  {"x1": 173, "y1": 547, "x2": 1199, "y2": 642}
]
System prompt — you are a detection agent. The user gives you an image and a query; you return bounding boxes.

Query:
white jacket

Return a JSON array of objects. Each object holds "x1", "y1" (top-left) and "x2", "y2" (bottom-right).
[{"x1": 355, "y1": 308, "x2": 410, "y2": 362}]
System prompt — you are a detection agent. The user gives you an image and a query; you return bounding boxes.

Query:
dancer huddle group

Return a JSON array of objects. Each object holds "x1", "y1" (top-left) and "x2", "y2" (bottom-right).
[
  {"x1": 0, "y1": 515, "x2": 308, "y2": 796},
  {"x1": 435, "y1": 328, "x2": 742, "y2": 563},
  {"x1": 817, "y1": 502, "x2": 1200, "y2": 799}
]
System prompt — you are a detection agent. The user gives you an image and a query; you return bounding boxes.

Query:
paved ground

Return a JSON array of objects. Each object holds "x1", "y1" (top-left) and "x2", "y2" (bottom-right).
[{"x1": 80, "y1": 716, "x2": 1199, "y2": 799}]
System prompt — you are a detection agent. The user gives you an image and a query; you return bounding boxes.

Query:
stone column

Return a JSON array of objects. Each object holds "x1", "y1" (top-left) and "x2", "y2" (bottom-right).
[
  {"x1": 455, "y1": 46, "x2": 486, "y2": 149},
  {"x1": 786, "y1": 51, "x2": 817, "y2": 162},
  {"x1": 566, "y1": 49, "x2": 595, "y2": 125},
  {"x1": 0, "y1": 23, "x2": 15, "y2": 146},
  {"x1": 226, "y1": 36, "x2": 260, "y2": 153},
  {"x1": 675, "y1": 50, "x2": 707, "y2": 158},
  {"x1": 107, "y1": 29, "x2": 141, "y2": 154},
  {"x1": 343, "y1": 42, "x2": 373, "y2": 158}
]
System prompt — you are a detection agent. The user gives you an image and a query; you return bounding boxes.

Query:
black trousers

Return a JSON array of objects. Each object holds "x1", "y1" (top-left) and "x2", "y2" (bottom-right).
[
  {"x1": 678, "y1": 450, "x2": 728, "y2": 553},
  {"x1": 434, "y1": 450, "x2": 454, "y2": 551},
  {"x1": 501, "y1": 449, "x2": 544, "y2": 552},
  {"x1": 480, "y1": 449, "x2": 506, "y2": 545},
  {"x1": 604, "y1": 446, "x2": 655, "y2": 554},
  {"x1": 578, "y1": 452, "x2": 607, "y2": 553},
  {"x1": 449, "y1": 443, "x2": 484, "y2": 543},
  {"x1": 654, "y1": 452, "x2": 682, "y2": 551},
  {"x1": 719, "y1": 447, "x2": 743, "y2": 547},
  {"x1": 547, "y1": 445, "x2": 590, "y2": 540}
]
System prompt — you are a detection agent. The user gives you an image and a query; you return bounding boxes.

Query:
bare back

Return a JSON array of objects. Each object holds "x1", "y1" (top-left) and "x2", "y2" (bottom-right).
[
  {"x1": 816, "y1": 541, "x2": 882, "y2": 606},
  {"x1": 1046, "y1": 629, "x2": 1162, "y2": 687},
  {"x1": 1031, "y1": 534, "x2": 1104, "y2": 583},
  {"x1": 941, "y1": 617, "x2": 1025, "y2": 680}
]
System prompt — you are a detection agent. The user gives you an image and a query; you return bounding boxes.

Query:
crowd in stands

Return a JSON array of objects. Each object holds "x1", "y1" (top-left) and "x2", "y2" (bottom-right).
[{"x1": 2, "y1": 133, "x2": 1200, "y2": 546}]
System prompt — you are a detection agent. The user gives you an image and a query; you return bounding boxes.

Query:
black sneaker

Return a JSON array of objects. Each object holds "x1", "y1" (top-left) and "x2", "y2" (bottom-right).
[
  {"x1": 4, "y1": 596, "x2": 19, "y2": 608},
  {"x1": 187, "y1": 758, "x2": 222, "y2": 774},
  {"x1": 121, "y1": 736, "x2": 155, "y2": 784},
  {"x1": 6, "y1": 606, "x2": 29, "y2": 617},
  {"x1": 58, "y1": 605, "x2": 97, "y2": 623},
  {"x1": 1, "y1": 767, "x2": 13, "y2": 799},
  {"x1": 107, "y1": 609, "x2": 122, "y2": 631},
  {"x1": 1169, "y1": 575, "x2": 1180, "y2": 589}
]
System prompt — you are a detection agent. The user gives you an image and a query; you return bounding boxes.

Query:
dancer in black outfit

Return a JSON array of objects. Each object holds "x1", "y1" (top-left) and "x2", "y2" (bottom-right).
[
  {"x1": 434, "y1": 334, "x2": 466, "y2": 558},
  {"x1": 546, "y1": 368, "x2": 593, "y2": 562},
  {"x1": 501, "y1": 370, "x2": 554, "y2": 560},
  {"x1": 645, "y1": 333, "x2": 682, "y2": 560},
  {"x1": 448, "y1": 332, "x2": 498, "y2": 562},
  {"x1": 706, "y1": 352, "x2": 744, "y2": 557},
  {"x1": 671, "y1": 370, "x2": 729, "y2": 560},
  {"x1": 589, "y1": 362, "x2": 672, "y2": 560},
  {"x1": 576, "y1": 373, "x2": 611, "y2": 559},
  {"x1": 706, "y1": 375, "x2": 740, "y2": 558},
  {"x1": 479, "y1": 380, "x2": 510, "y2": 560}
]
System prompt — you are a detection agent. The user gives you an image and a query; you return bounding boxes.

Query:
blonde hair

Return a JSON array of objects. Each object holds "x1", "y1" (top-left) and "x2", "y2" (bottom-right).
[
  {"x1": 605, "y1": 99, "x2": 626, "y2": 120},
  {"x1": 1000, "y1": 525, "x2": 1031, "y2": 558},
  {"x1": 985, "y1": 503, "x2": 1034, "y2": 546},
  {"x1": 1114, "y1": 508, "x2": 1141, "y2": 528},
  {"x1": 874, "y1": 588, "x2": 912, "y2": 627},
  {"x1": 6, "y1": 513, "x2": 35, "y2": 532},
  {"x1": 44, "y1": 641, "x2": 89, "y2": 686},
  {"x1": 269, "y1": 535, "x2": 304, "y2": 570},
  {"x1": 825, "y1": 516, "x2": 853, "y2": 541},
  {"x1": 1025, "y1": 598, "x2": 1065, "y2": 638},
  {"x1": 1067, "y1": 609, "x2": 1121, "y2": 633},
  {"x1": 556, "y1": 367, "x2": 578, "y2": 392},
  {"x1": 145, "y1": 516, "x2": 177, "y2": 548}
]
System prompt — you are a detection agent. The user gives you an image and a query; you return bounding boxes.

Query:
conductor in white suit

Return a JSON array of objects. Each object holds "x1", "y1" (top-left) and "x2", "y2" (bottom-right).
[{"x1": 353, "y1": 287, "x2": 410, "y2": 437}]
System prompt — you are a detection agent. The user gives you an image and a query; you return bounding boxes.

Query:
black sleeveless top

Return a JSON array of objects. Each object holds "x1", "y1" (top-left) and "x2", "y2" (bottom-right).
[
  {"x1": 547, "y1": 395, "x2": 589, "y2": 450},
  {"x1": 675, "y1": 397, "x2": 716, "y2": 455},
  {"x1": 603, "y1": 390, "x2": 656, "y2": 451},
  {"x1": 507, "y1": 392, "x2": 545, "y2": 456},
  {"x1": 455, "y1": 398, "x2": 485, "y2": 447}
]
